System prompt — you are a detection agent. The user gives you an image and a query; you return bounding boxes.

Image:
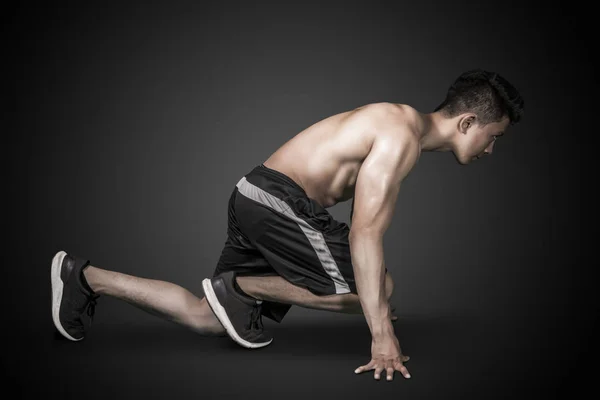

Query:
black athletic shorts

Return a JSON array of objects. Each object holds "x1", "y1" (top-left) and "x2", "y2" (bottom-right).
[{"x1": 212, "y1": 163, "x2": 358, "y2": 322}]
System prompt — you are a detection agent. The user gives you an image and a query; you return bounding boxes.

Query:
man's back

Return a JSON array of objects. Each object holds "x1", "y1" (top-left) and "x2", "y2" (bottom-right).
[{"x1": 263, "y1": 102, "x2": 422, "y2": 208}]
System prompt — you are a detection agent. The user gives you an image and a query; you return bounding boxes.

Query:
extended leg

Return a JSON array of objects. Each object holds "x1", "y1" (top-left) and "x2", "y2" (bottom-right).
[
  {"x1": 84, "y1": 266, "x2": 225, "y2": 335},
  {"x1": 236, "y1": 272, "x2": 394, "y2": 315}
]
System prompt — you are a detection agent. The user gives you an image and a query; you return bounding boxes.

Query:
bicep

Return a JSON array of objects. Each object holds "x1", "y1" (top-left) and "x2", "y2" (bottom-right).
[{"x1": 350, "y1": 135, "x2": 417, "y2": 237}]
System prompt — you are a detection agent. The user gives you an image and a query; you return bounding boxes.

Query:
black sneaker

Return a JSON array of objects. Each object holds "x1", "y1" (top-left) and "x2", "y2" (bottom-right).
[
  {"x1": 51, "y1": 250, "x2": 99, "y2": 341},
  {"x1": 202, "y1": 271, "x2": 273, "y2": 349}
]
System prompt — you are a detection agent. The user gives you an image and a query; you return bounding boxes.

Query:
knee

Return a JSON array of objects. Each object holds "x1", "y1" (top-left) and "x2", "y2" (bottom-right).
[{"x1": 385, "y1": 272, "x2": 394, "y2": 301}]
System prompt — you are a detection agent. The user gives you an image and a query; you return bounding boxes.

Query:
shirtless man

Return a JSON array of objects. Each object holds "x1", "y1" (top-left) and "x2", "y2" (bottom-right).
[{"x1": 51, "y1": 69, "x2": 524, "y2": 382}]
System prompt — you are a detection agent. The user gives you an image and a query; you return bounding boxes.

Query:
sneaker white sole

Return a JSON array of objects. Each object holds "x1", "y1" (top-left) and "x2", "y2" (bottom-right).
[
  {"x1": 202, "y1": 278, "x2": 272, "y2": 349},
  {"x1": 51, "y1": 251, "x2": 81, "y2": 341}
]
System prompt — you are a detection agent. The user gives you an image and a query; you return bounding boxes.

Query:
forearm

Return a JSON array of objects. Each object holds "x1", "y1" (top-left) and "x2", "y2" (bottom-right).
[{"x1": 349, "y1": 232, "x2": 393, "y2": 339}]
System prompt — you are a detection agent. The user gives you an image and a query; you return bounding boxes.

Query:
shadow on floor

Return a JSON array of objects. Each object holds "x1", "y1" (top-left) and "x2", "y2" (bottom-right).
[{"x1": 45, "y1": 313, "x2": 482, "y2": 359}]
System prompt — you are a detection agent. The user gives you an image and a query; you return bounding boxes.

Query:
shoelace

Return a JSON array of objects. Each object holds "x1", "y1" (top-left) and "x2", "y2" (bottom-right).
[
  {"x1": 86, "y1": 295, "x2": 100, "y2": 318},
  {"x1": 71, "y1": 294, "x2": 100, "y2": 334},
  {"x1": 247, "y1": 302, "x2": 263, "y2": 331}
]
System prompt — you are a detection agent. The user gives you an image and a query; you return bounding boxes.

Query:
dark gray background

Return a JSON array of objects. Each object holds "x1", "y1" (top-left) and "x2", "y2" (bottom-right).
[{"x1": 6, "y1": 1, "x2": 593, "y2": 399}]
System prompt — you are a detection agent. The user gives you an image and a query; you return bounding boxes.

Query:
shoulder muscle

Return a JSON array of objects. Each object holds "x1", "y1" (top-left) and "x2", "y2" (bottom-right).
[{"x1": 350, "y1": 130, "x2": 419, "y2": 238}]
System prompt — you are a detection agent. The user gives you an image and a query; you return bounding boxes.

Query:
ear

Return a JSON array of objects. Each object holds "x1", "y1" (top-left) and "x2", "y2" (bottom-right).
[{"x1": 458, "y1": 114, "x2": 476, "y2": 134}]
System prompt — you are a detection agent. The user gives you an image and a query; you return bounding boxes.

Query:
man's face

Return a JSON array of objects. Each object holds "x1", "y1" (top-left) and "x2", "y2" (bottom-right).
[{"x1": 454, "y1": 116, "x2": 510, "y2": 165}]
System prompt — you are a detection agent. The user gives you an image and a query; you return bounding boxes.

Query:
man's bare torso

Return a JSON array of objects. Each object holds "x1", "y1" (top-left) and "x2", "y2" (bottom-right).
[{"x1": 263, "y1": 102, "x2": 422, "y2": 208}]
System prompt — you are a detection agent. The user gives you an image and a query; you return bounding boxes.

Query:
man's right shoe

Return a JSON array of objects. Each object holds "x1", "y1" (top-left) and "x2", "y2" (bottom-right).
[
  {"x1": 51, "y1": 250, "x2": 99, "y2": 341},
  {"x1": 202, "y1": 271, "x2": 273, "y2": 349}
]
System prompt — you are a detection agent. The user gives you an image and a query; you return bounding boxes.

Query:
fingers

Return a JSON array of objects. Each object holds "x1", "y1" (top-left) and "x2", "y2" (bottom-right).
[
  {"x1": 395, "y1": 360, "x2": 411, "y2": 379},
  {"x1": 354, "y1": 360, "x2": 376, "y2": 374},
  {"x1": 374, "y1": 366, "x2": 385, "y2": 380},
  {"x1": 386, "y1": 367, "x2": 395, "y2": 381},
  {"x1": 355, "y1": 358, "x2": 412, "y2": 380},
  {"x1": 386, "y1": 359, "x2": 395, "y2": 381}
]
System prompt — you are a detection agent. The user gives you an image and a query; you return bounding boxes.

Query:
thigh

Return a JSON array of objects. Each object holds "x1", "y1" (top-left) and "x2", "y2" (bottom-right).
[
  {"x1": 212, "y1": 187, "x2": 276, "y2": 278},
  {"x1": 212, "y1": 234, "x2": 275, "y2": 278}
]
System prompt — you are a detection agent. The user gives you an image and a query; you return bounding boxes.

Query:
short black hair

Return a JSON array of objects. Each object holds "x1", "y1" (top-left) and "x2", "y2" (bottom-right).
[{"x1": 434, "y1": 69, "x2": 524, "y2": 126}]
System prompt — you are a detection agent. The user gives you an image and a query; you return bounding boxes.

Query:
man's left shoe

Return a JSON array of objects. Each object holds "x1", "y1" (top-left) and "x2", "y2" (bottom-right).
[
  {"x1": 51, "y1": 250, "x2": 99, "y2": 341},
  {"x1": 202, "y1": 271, "x2": 273, "y2": 349}
]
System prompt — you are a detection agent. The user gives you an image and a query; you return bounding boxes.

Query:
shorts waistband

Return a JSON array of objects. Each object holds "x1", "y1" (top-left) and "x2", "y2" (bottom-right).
[{"x1": 248, "y1": 164, "x2": 307, "y2": 194}]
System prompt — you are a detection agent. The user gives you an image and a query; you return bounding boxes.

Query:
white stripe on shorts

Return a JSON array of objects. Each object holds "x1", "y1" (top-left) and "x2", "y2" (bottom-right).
[{"x1": 235, "y1": 176, "x2": 351, "y2": 294}]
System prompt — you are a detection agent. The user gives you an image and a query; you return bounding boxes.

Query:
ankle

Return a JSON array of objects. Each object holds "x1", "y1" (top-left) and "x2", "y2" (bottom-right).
[{"x1": 82, "y1": 266, "x2": 104, "y2": 295}]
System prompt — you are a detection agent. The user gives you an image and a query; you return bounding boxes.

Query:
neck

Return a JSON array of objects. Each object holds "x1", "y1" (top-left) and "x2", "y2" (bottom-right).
[{"x1": 417, "y1": 111, "x2": 457, "y2": 152}]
